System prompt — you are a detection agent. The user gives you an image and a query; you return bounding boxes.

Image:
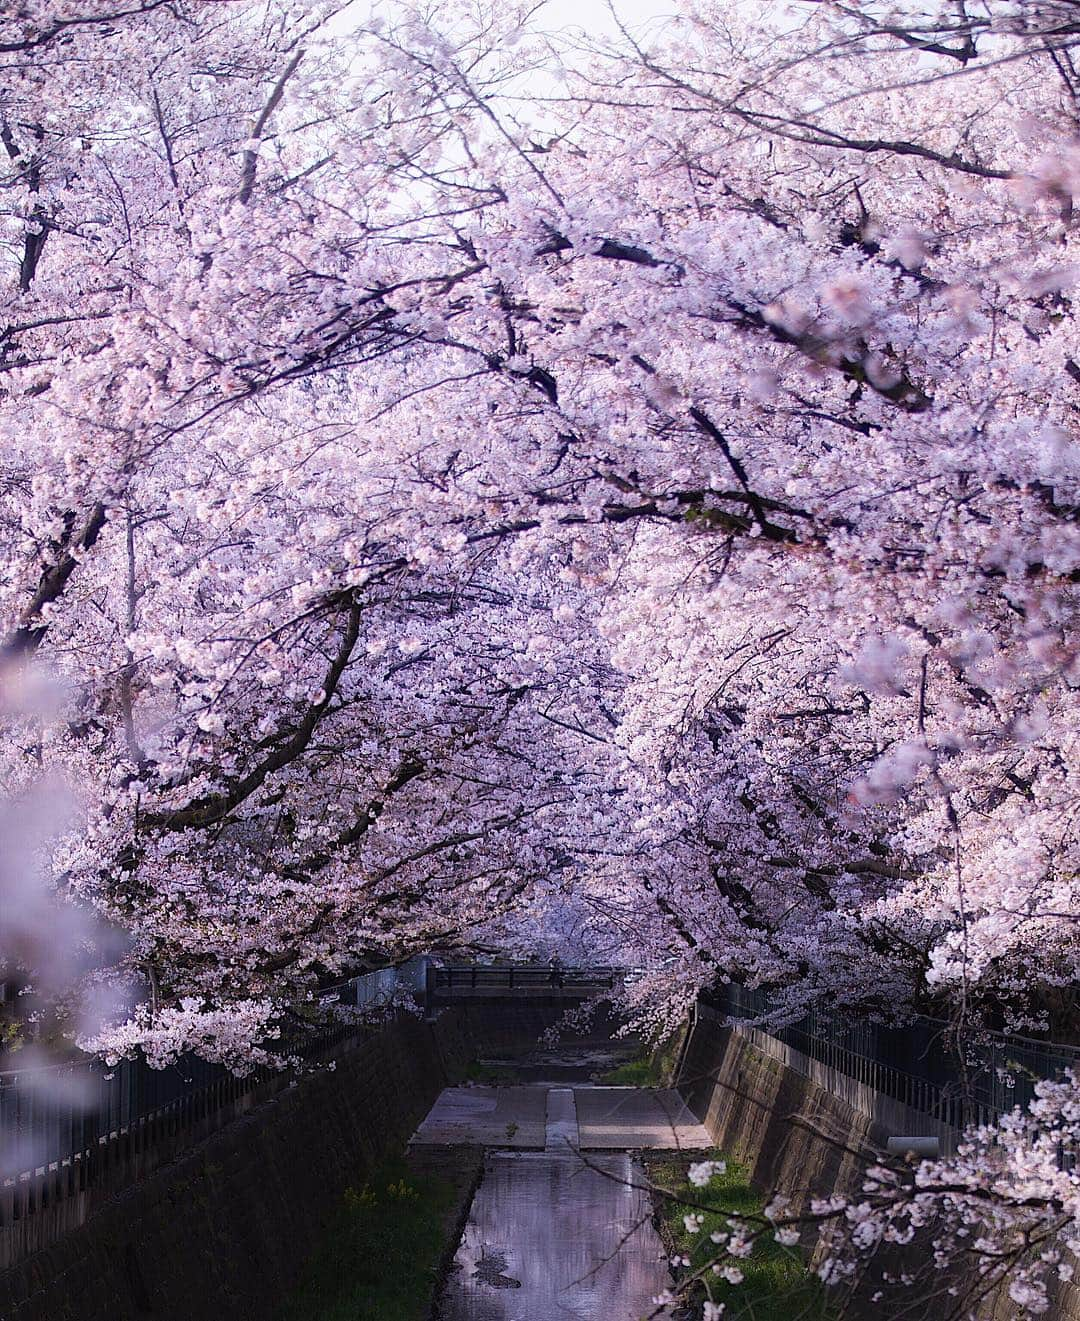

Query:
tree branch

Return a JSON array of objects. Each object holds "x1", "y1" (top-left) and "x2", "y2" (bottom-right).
[{"x1": 144, "y1": 595, "x2": 363, "y2": 831}]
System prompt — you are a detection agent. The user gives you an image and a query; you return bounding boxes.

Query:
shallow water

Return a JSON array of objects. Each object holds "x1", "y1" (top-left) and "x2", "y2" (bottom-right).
[
  {"x1": 439, "y1": 1151, "x2": 672, "y2": 1321},
  {"x1": 438, "y1": 1087, "x2": 673, "y2": 1321}
]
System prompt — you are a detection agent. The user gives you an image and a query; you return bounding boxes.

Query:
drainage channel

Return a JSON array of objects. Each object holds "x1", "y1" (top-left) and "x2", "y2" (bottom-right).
[{"x1": 436, "y1": 1086, "x2": 675, "y2": 1320}]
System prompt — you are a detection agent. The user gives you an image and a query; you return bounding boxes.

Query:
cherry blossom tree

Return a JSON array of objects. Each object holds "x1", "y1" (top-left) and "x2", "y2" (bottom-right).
[{"x1": 3, "y1": 0, "x2": 1080, "y2": 1309}]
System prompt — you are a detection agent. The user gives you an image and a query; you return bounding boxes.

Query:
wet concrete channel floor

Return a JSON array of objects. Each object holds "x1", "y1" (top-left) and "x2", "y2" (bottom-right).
[
  {"x1": 440, "y1": 1148, "x2": 669, "y2": 1321},
  {"x1": 413, "y1": 1077, "x2": 712, "y2": 1320}
]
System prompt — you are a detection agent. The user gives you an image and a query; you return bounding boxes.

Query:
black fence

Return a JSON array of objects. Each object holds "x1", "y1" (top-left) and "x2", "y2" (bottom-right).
[
  {"x1": 709, "y1": 983, "x2": 1080, "y2": 1132},
  {"x1": 0, "y1": 965, "x2": 416, "y2": 1218}
]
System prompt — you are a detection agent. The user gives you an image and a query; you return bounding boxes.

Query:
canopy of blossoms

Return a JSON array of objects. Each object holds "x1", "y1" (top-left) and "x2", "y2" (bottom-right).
[{"x1": 2, "y1": 0, "x2": 1080, "y2": 1310}]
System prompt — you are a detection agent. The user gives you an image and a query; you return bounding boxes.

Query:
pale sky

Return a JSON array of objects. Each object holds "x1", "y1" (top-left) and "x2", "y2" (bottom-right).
[{"x1": 531, "y1": 0, "x2": 676, "y2": 40}]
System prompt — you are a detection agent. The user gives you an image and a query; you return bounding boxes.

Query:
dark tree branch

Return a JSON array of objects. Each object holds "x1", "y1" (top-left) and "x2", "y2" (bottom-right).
[
  {"x1": 2, "y1": 120, "x2": 49, "y2": 291},
  {"x1": 2, "y1": 502, "x2": 108, "y2": 659},
  {"x1": 144, "y1": 595, "x2": 363, "y2": 831},
  {"x1": 238, "y1": 48, "x2": 306, "y2": 205}
]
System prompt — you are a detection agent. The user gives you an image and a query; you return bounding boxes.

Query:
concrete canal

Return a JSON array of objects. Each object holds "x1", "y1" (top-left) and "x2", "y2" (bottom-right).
[{"x1": 411, "y1": 1053, "x2": 713, "y2": 1321}]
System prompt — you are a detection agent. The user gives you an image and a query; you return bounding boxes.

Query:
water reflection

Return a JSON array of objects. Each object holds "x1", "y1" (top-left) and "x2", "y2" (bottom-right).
[{"x1": 439, "y1": 1151, "x2": 673, "y2": 1321}]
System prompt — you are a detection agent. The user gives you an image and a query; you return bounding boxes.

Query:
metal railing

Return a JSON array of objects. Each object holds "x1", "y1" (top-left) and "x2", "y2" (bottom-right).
[
  {"x1": 431, "y1": 964, "x2": 617, "y2": 996},
  {"x1": 709, "y1": 983, "x2": 1080, "y2": 1131},
  {"x1": 0, "y1": 963, "x2": 421, "y2": 1225}
]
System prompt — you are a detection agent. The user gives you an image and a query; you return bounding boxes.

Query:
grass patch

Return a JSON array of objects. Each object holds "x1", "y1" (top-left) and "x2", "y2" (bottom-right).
[
  {"x1": 599, "y1": 1031, "x2": 682, "y2": 1087},
  {"x1": 647, "y1": 1154, "x2": 833, "y2": 1321},
  {"x1": 599, "y1": 1055, "x2": 660, "y2": 1086},
  {"x1": 276, "y1": 1158, "x2": 462, "y2": 1321},
  {"x1": 461, "y1": 1058, "x2": 519, "y2": 1085}
]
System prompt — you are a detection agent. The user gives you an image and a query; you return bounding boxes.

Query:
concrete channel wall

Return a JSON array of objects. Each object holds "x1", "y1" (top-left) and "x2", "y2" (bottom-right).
[
  {"x1": 677, "y1": 1003, "x2": 1080, "y2": 1320},
  {"x1": 684, "y1": 1001, "x2": 958, "y2": 1156},
  {"x1": 0, "y1": 1002, "x2": 579, "y2": 1321}
]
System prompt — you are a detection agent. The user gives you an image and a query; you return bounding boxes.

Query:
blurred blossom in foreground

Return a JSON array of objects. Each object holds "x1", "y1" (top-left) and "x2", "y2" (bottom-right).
[{"x1": 0, "y1": 660, "x2": 131, "y2": 1061}]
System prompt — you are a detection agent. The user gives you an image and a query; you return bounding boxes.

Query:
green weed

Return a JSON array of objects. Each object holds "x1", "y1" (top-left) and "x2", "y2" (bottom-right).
[
  {"x1": 461, "y1": 1059, "x2": 518, "y2": 1085},
  {"x1": 647, "y1": 1154, "x2": 834, "y2": 1321},
  {"x1": 599, "y1": 1033, "x2": 682, "y2": 1087},
  {"x1": 276, "y1": 1159, "x2": 459, "y2": 1321}
]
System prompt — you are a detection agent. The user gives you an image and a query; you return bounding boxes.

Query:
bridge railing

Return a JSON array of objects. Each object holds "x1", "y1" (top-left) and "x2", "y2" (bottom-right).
[
  {"x1": 708, "y1": 983, "x2": 1080, "y2": 1133},
  {"x1": 431, "y1": 964, "x2": 617, "y2": 995}
]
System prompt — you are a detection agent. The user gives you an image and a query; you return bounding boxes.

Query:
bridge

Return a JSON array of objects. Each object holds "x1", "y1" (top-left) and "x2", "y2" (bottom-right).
[{"x1": 425, "y1": 963, "x2": 618, "y2": 1006}]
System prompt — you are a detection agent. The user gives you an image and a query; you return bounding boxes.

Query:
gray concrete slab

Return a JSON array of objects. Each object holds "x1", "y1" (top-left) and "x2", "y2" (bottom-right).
[
  {"x1": 439, "y1": 1150, "x2": 674, "y2": 1321},
  {"x1": 410, "y1": 1086, "x2": 548, "y2": 1148},
  {"x1": 412, "y1": 1083, "x2": 713, "y2": 1151},
  {"x1": 573, "y1": 1086, "x2": 713, "y2": 1149},
  {"x1": 544, "y1": 1087, "x2": 579, "y2": 1154}
]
